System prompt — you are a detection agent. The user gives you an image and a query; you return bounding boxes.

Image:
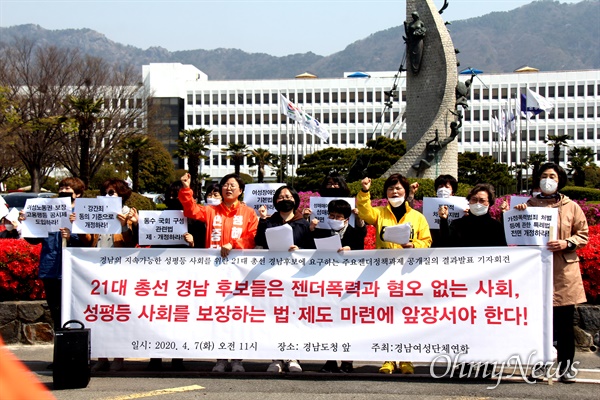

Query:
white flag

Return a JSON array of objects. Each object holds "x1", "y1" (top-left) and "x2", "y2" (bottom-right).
[
  {"x1": 521, "y1": 88, "x2": 554, "y2": 118},
  {"x1": 280, "y1": 94, "x2": 330, "y2": 143}
]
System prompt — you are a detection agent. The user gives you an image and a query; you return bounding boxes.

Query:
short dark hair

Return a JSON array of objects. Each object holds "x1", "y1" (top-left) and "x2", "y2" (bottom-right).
[
  {"x1": 319, "y1": 172, "x2": 350, "y2": 197},
  {"x1": 467, "y1": 183, "x2": 496, "y2": 205},
  {"x1": 219, "y1": 174, "x2": 245, "y2": 199},
  {"x1": 538, "y1": 162, "x2": 568, "y2": 191},
  {"x1": 382, "y1": 173, "x2": 411, "y2": 199},
  {"x1": 204, "y1": 183, "x2": 220, "y2": 200},
  {"x1": 434, "y1": 174, "x2": 458, "y2": 195},
  {"x1": 100, "y1": 178, "x2": 132, "y2": 202},
  {"x1": 58, "y1": 177, "x2": 85, "y2": 196},
  {"x1": 328, "y1": 199, "x2": 352, "y2": 219},
  {"x1": 273, "y1": 185, "x2": 300, "y2": 212}
]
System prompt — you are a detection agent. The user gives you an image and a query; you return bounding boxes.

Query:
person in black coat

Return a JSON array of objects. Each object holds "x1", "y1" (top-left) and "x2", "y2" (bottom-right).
[
  {"x1": 439, "y1": 183, "x2": 507, "y2": 247},
  {"x1": 255, "y1": 185, "x2": 314, "y2": 251},
  {"x1": 311, "y1": 199, "x2": 366, "y2": 252}
]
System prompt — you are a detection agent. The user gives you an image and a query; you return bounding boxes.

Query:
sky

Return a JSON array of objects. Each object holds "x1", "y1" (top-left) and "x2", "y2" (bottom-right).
[{"x1": 0, "y1": 0, "x2": 585, "y2": 56}]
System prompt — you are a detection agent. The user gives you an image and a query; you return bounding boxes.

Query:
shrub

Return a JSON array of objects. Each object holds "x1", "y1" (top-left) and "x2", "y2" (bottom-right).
[
  {"x1": 561, "y1": 186, "x2": 600, "y2": 201},
  {"x1": 0, "y1": 239, "x2": 45, "y2": 301},
  {"x1": 579, "y1": 225, "x2": 600, "y2": 304}
]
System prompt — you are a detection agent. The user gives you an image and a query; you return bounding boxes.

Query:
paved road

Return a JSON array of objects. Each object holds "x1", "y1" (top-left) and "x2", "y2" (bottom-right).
[{"x1": 7, "y1": 344, "x2": 600, "y2": 400}]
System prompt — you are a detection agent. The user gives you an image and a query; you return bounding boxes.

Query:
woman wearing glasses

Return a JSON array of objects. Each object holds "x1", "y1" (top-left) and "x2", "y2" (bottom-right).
[
  {"x1": 178, "y1": 172, "x2": 259, "y2": 373},
  {"x1": 439, "y1": 183, "x2": 507, "y2": 247}
]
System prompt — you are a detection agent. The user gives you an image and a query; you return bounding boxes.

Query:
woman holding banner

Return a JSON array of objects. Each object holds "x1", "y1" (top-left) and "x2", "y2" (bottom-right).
[
  {"x1": 357, "y1": 174, "x2": 431, "y2": 374},
  {"x1": 179, "y1": 172, "x2": 258, "y2": 373},
  {"x1": 514, "y1": 163, "x2": 588, "y2": 383}
]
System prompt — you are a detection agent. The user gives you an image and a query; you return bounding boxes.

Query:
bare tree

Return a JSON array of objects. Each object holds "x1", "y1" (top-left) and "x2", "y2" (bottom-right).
[
  {"x1": 0, "y1": 38, "x2": 149, "y2": 191},
  {"x1": 0, "y1": 39, "x2": 79, "y2": 191}
]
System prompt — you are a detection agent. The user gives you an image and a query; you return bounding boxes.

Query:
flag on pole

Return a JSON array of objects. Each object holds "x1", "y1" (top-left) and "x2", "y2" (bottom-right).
[
  {"x1": 280, "y1": 94, "x2": 330, "y2": 143},
  {"x1": 520, "y1": 88, "x2": 554, "y2": 119}
]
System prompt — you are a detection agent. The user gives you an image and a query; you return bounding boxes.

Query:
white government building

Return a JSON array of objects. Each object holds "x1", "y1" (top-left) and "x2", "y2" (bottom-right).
[{"x1": 143, "y1": 63, "x2": 600, "y2": 181}]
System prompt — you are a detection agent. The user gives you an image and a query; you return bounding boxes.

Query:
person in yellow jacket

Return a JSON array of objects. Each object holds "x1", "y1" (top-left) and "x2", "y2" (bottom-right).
[{"x1": 357, "y1": 174, "x2": 432, "y2": 374}]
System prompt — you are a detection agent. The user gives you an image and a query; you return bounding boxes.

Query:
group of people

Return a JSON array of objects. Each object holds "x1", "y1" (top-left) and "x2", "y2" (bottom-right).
[{"x1": 0, "y1": 162, "x2": 589, "y2": 382}]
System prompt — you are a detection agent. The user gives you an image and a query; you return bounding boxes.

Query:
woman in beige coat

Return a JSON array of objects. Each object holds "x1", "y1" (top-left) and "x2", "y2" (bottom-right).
[{"x1": 516, "y1": 162, "x2": 588, "y2": 383}]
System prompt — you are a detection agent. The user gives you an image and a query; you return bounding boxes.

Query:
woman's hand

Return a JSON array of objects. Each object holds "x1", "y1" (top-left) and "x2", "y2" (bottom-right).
[
  {"x1": 258, "y1": 205, "x2": 268, "y2": 219},
  {"x1": 127, "y1": 207, "x2": 139, "y2": 225},
  {"x1": 302, "y1": 208, "x2": 312, "y2": 220},
  {"x1": 361, "y1": 177, "x2": 371, "y2": 192},
  {"x1": 438, "y1": 205, "x2": 449, "y2": 220},
  {"x1": 401, "y1": 242, "x2": 415, "y2": 249},
  {"x1": 310, "y1": 218, "x2": 319, "y2": 231},
  {"x1": 338, "y1": 246, "x2": 351, "y2": 253},
  {"x1": 288, "y1": 245, "x2": 299, "y2": 251},
  {"x1": 59, "y1": 227, "x2": 71, "y2": 241},
  {"x1": 500, "y1": 200, "x2": 510, "y2": 213},
  {"x1": 547, "y1": 240, "x2": 567, "y2": 252},
  {"x1": 221, "y1": 243, "x2": 233, "y2": 258},
  {"x1": 180, "y1": 172, "x2": 191, "y2": 189},
  {"x1": 183, "y1": 233, "x2": 194, "y2": 247},
  {"x1": 514, "y1": 203, "x2": 528, "y2": 211},
  {"x1": 69, "y1": 212, "x2": 76, "y2": 224}
]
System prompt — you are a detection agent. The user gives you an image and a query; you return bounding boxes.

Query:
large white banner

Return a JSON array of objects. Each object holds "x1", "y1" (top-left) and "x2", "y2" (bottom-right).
[{"x1": 63, "y1": 247, "x2": 553, "y2": 363}]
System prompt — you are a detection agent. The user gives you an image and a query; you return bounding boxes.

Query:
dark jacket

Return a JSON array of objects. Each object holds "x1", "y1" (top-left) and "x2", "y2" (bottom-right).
[
  {"x1": 439, "y1": 213, "x2": 507, "y2": 247},
  {"x1": 255, "y1": 210, "x2": 315, "y2": 249},
  {"x1": 312, "y1": 224, "x2": 366, "y2": 250}
]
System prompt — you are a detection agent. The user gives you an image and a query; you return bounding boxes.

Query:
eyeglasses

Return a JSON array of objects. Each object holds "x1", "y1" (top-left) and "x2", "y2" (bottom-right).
[
  {"x1": 222, "y1": 184, "x2": 239, "y2": 190},
  {"x1": 277, "y1": 196, "x2": 294, "y2": 201},
  {"x1": 469, "y1": 198, "x2": 489, "y2": 205}
]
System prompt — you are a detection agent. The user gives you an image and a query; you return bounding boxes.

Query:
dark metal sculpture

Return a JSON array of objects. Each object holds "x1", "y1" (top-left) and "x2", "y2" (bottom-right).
[
  {"x1": 404, "y1": 11, "x2": 427, "y2": 74},
  {"x1": 455, "y1": 73, "x2": 475, "y2": 110},
  {"x1": 412, "y1": 111, "x2": 462, "y2": 171}
]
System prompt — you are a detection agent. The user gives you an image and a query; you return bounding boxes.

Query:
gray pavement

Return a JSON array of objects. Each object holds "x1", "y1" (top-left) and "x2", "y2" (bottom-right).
[{"x1": 6, "y1": 344, "x2": 600, "y2": 400}]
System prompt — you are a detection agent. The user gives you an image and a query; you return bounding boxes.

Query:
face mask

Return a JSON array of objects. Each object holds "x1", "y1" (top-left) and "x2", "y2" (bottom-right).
[
  {"x1": 165, "y1": 198, "x2": 183, "y2": 210},
  {"x1": 532, "y1": 192, "x2": 541, "y2": 198},
  {"x1": 540, "y1": 178, "x2": 558, "y2": 195},
  {"x1": 469, "y1": 203, "x2": 489, "y2": 216},
  {"x1": 320, "y1": 188, "x2": 346, "y2": 198},
  {"x1": 437, "y1": 187, "x2": 452, "y2": 198},
  {"x1": 58, "y1": 192, "x2": 74, "y2": 199},
  {"x1": 275, "y1": 200, "x2": 295, "y2": 213},
  {"x1": 206, "y1": 198, "x2": 221, "y2": 206},
  {"x1": 4, "y1": 224, "x2": 14, "y2": 231},
  {"x1": 328, "y1": 219, "x2": 346, "y2": 231},
  {"x1": 387, "y1": 197, "x2": 405, "y2": 208}
]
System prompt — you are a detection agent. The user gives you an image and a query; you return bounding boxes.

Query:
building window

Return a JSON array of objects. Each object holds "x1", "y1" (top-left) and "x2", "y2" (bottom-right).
[
  {"x1": 221, "y1": 114, "x2": 227, "y2": 125},
  {"x1": 577, "y1": 128, "x2": 584, "y2": 140},
  {"x1": 588, "y1": 128, "x2": 595, "y2": 140},
  {"x1": 229, "y1": 114, "x2": 235, "y2": 125},
  {"x1": 567, "y1": 128, "x2": 574, "y2": 140},
  {"x1": 255, "y1": 93, "x2": 261, "y2": 105},
  {"x1": 263, "y1": 113, "x2": 269, "y2": 124},
  {"x1": 221, "y1": 134, "x2": 226, "y2": 145},
  {"x1": 196, "y1": 115, "x2": 202, "y2": 125},
  {"x1": 238, "y1": 114, "x2": 244, "y2": 125},
  {"x1": 548, "y1": 86, "x2": 555, "y2": 97},
  {"x1": 577, "y1": 106, "x2": 584, "y2": 118},
  {"x1": 246, "y1": 93, "x2": 252, "y2": 105},
  {"x1": 568, "y1": 85, "x2": 575, "y2": 97},
  {"x1": 349, "y1": 92, "x2": 355, "y2": 103},
  {"x1": 263, "y1": 134, "x2": 269, "y2": 145},
  {"x1": 323, "y1": 92, "x2": 329, "y2": 103},
  {"x1": 578, "y1": 85, "x2": 585, "y2": 97},
  {"x1": 263, "y1": 93, "x2": 270, "y2": 104},
  {"x1": 367, "y1": 112, "x2": 373, "y2": 123},
  {"x1": 229, "y1": 93, "x2": 235, "y2": 104},
  {"x1": 187, "y1": 115, "x2": 193, "y2": 125},
  {"x1": 367, "y1": 92, "x2": 373, "y2": 102},
  {"x1": 246, "y1": 134, "x2": 252, "y2": 145},
  {"x1": 558, "y1": 85, "x2": 565, "y2": 97},
  {"x1": 272, "y1": 93, "x2": 278, "y2": 104},
  {"x1": 588, "y1": 84, "x2": 595, "y2": 96},
  {"x1": 323, "y1": 113, "x2": 329, "y2": 123},
  {"x1": 315, "y1": 92, "x2": 321, "y2": 103},
  {"x1": 588, "y1": 106, "x2": 595, "y2": 118},
  {"x1": 340, "y1": 92, "x2": 347, "y2": 103},
  {"x1": 349, "y1": 113, "x2": 355, "y2": 123},
  {"x1": 501, "y1": 88, "x2": 508, "y2": 99},
  {"x1": 358, "y1": 92, "x2": 364, "y2": 102},
  {"x1": 332, "y1": 92, "x2": 338, "y2": 103},
  {"x1": 255, "y1": 114, "x2": 261, "y2": 125},
  {"x1": 272, "y1": 113, "x2": 278, "y2": 124},
  {"x1": 567, "y1": 107, "x2": 574, "y2": 118},
  {"x1": 187, "y1": 94, "x2": 193, "y2": 105},
  {"x1": 297, "y1": 93, "x2": 303, "y2": 103},
  {"x1": 332, "y1": 113, "x2": 338, "y2": 123},
  {"x1": 246, "y1": 114, "x2": 252, "y2": 125},
  {"x1": 341, "y1": 113, "x2": 347, "y2": 123},
  {"x1": 306, "y1": 93, "x2": 312, "y2": 103},
  {"x1": 212, "y1": 94, "x2": 218, "y2": 105}
]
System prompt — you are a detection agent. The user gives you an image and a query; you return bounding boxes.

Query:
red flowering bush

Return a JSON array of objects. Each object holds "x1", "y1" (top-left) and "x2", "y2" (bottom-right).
[
  {"x1": 0, "y1": 239, "x2": 45, "y2": 301},
  {"x1": 579, "y1": 225, "x2": 600, "y2": 304}
]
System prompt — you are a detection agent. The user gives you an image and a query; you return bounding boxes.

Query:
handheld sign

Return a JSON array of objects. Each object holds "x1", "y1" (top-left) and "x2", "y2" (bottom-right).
[
  {"x1": 422, "y1": 196, "x2": 469, "y2": 229},
  {"x1": 309, "y1": 197, "x2": 356, "y2": 228},
  {"x1": 265, "y1": 224, "x2": 294, "y2": 251},
  {"x1": 503, "y1": 207, "x2": 559, "y2": 246},
  {"x1": 510, "y1": 196, "x2": 530, "y2": 208},
  {"x1": 72, "y1": 197, "x2": 123, "y2": 234},
  {"x1": 244, "y1": 183, "x2": 285, "y2": 216},
  {"x1": 20, "y1": 197, "x2": 71, "y2": 238},
  {"x1": 138, "y1": 210, "x2": 188, "y2": 246}
]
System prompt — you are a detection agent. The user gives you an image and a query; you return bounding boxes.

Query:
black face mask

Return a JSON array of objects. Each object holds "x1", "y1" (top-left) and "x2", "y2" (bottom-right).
[
  {"x1": 275, "y1": 200, "x2": 295, "y2": 213},
  {"x1": 58, "y1": 192, "x2": 74, "y2": 200},
  {"x1": 320, "y1": 188, "x2": 348, "y2": 198}
]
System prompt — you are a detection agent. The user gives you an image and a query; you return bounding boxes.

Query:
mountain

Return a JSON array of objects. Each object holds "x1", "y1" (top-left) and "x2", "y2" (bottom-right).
[{"x1": 1, "y1": 0, "x2": 598, "y2": 79}]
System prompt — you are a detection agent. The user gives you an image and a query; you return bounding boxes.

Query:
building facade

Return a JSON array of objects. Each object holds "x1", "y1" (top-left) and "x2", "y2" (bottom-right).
[{"x1": 143, "y1": 63, "x2": 600, "y2": 181}]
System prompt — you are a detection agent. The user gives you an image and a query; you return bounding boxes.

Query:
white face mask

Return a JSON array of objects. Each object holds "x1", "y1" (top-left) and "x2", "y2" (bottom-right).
[
  {"x1": 437, "y1": 187, "x2": 452, "y2": 198},
  {"x1": 469, "y1": 203, "x2": 489, "y2": 216},
  {"x1": 532, "y1": 191, "x2": 541, "y2": 198},
  {"x1": 387, "y1": 197, "x2": 405, "y2": 208},
  {"x1": 540, "y1": 178, "x2": 558, "y2": 195},
  {"x1": 4, "y1": 223, "x2": 14, "y2": 231},
  {"x1": 206, "y1": 198, "x2": 221, "y2": 206},
  {"x1": 328, "y1": 219, "x2": 346, "y2": 231}
]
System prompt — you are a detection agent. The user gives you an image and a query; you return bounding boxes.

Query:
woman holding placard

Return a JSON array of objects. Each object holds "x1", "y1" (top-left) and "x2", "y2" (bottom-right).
[
  {"x1": 514, "y1": 163, "x2": 588, "y2": 383},
  {"x1": 356, "y1": 174, "x2": 431, "y2": 375},
  {"x1": 179, "y1": 172, "x2": 258, "y2": 373},
  {"x1": 438, "y1": 183, "x2": 507, "y2": 248}
]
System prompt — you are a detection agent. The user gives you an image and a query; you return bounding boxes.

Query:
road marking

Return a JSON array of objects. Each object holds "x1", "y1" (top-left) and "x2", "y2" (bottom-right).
[{"x1": 103, "y1": 385, "x2": 205, "y2": 400}]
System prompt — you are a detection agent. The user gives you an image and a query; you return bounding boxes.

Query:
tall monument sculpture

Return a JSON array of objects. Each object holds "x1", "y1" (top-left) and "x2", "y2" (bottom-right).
[{"x1": 384, "y1": 0, "x2": 459, "y2": 179}]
